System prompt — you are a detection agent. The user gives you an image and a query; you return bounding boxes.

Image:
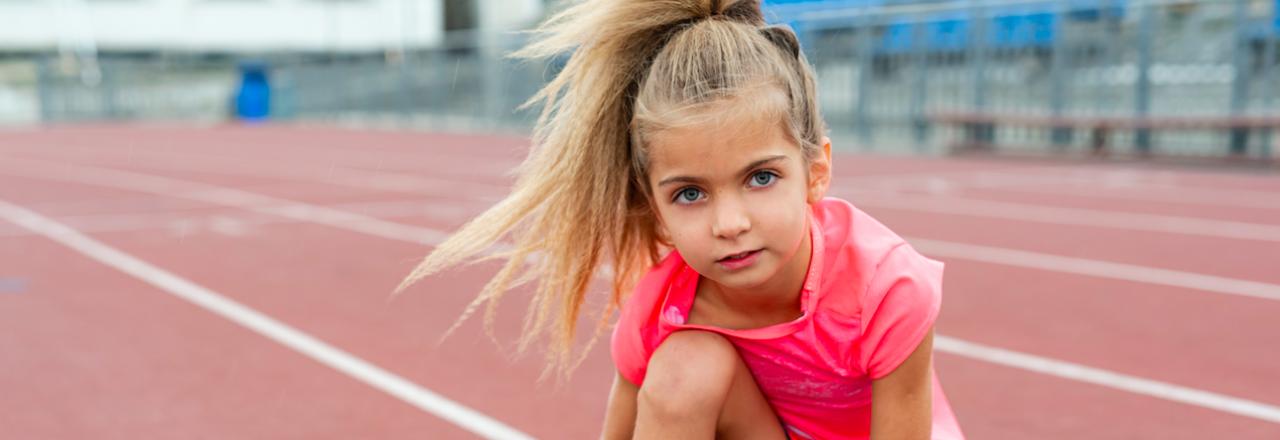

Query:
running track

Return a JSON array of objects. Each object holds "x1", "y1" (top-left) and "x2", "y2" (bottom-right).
[{"x1": 1, "y1": 124, "x2": 1278, "y2": 439}]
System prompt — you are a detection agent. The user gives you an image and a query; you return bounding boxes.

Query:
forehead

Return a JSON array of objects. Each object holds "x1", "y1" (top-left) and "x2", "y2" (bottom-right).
[{"x1": 646, "y1": 108, "x2": 799, "y2": 176}]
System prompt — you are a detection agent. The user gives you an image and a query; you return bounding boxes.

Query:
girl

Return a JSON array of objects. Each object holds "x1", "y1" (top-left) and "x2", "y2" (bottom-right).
[{"x1": 399, "y1": 0, "x2": 965, "y2": 438}]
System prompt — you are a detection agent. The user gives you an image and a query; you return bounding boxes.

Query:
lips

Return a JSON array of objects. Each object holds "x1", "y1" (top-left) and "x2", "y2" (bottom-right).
[
  {"x1": 718, "y1": 249, "x2": 760, "y2": 262},
  {"x1": 716, "y1": 248, "x2": 762, "y2": 271}
]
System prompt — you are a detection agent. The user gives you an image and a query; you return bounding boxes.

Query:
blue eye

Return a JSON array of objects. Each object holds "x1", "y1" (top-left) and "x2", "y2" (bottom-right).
[
  {"x1": 749, "y1": 171, "x2": 778, "y2": 188},
  {"x1": 673, "y1": 187, "x2": 704, "y2": 204}
]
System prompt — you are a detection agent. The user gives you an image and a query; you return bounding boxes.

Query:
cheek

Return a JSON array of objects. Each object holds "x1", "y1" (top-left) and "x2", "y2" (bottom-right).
[
  {"x1": 754, "y1": 185, "x2": 809, "y2": 244},
  {"x1": 654, "y1": 206, "x2": 701, "y2": 246},
  {"x1": 664, "y1": 217, "x2": 703, "y2": 247},
  {"x1": 657, "y1": 213, "x2": 719, "y2": 267},
  {"x1": 759, "y1": 206, "x2": 806, "y2": 242}
]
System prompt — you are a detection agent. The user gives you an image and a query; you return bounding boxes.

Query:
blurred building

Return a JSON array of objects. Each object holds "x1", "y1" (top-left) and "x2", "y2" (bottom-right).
[
  {"x1": 0, "y1": 0, "x2": 547, "y2": 55},
  {"x1": 1, "y1": 0, "x2": 1276, "y2": 162}
]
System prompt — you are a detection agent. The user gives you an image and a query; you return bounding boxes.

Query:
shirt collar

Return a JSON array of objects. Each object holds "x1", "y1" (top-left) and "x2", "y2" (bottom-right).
[{"x1": 658, "y1": 204, "x2": 825, "y2": 339}]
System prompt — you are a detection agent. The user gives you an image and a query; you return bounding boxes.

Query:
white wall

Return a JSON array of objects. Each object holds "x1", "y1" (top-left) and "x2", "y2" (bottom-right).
[
  {"x1": 0, "y1": 0, "x2": 448, "y2": 53},
  {"x1": 476, "y1": 0, "x2": 544, "y2": 32}
]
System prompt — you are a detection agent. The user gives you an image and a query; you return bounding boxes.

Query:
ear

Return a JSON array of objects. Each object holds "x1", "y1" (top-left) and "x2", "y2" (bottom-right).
[{"x1": 807, "y1": 137, "x2": 832, "y2": 203}]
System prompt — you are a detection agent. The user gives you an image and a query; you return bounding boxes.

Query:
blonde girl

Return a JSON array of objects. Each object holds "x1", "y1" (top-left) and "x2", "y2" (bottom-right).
[{"x1": 400, "y1": 0, "x2": 966, "y2": 438}]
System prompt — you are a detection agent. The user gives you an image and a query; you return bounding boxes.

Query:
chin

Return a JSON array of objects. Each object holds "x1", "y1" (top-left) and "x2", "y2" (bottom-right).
[
  {"x1": 716, "y1": 277, "x2": 770, "y2": 292},
  {"x1": 711, "y1": 263, "x2": 777, "y2": 290}
]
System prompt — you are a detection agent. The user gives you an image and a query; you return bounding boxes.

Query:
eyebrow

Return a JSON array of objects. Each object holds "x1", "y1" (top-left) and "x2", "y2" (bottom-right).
[{"x1": 657, "y1": 154, "x2": 789, "y2": 188}]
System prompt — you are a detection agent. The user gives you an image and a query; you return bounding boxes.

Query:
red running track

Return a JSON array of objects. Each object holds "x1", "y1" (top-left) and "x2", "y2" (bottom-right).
[{"x1": 1, "y1": 124, "x2": 1278, "y2": 439}]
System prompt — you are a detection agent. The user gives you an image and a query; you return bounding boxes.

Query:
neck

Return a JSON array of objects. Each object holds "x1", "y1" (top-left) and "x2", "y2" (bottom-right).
[{"x1": 704, "y1": 223, "x2": 812, "y2": 319}]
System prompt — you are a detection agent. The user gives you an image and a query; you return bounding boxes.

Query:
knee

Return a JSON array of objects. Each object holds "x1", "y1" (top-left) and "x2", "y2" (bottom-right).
[{"x1": 639, "y1": 331, "x2": 740, "y2": 418}]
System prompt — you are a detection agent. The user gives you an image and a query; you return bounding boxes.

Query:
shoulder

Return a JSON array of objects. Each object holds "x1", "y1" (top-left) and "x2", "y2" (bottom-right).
[
  {"x1": 812, "y1": 197, "x2": 926, "y2": 316},
  {"x1": 610, "y1": 250, "x2": 683, "y2": 386},
  {"x1": 813, "y1": 197, "x2": 911, "y2": 265},
  {"x1": 813, "y1": 199, "x2": 945, "y2": 378}
]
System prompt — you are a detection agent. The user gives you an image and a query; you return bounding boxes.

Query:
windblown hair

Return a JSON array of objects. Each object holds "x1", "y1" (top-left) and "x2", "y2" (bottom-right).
[{"x1": 397, "y1": 0, "x2": 827, "y2": 379}]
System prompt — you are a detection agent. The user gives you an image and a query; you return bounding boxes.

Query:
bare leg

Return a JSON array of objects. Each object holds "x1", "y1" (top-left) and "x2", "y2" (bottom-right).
[{"x1": 634, "y1": 330, "x2": 787, "y2": 440}]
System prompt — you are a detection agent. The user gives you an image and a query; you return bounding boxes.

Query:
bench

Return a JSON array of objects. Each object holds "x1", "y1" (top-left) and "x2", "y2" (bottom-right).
[{"x1": 929, "y1": 111, "x2": 1280, "y2": 159}]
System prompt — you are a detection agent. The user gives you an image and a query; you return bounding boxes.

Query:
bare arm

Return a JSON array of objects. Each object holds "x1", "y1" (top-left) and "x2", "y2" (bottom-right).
[
  {"x1": 601, "y1": 371, "x2": 640, "y2": 440},
  {"x1": 870, "y1": 328, "x2": 934, "y2": 440}
]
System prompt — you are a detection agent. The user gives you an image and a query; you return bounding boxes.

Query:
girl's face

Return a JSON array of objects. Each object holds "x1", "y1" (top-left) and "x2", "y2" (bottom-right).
[{"x1": 646, "y1": 110, "x2": 831, "y2": 292}]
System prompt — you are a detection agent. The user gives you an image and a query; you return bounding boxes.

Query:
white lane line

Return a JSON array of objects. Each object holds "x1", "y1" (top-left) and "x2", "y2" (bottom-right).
[
  {"x1": 836, "y1": 189, "x2": 1280, "y2": 243},
  {"x1": 14, "y1": 133, "x2": 1280, "y2": 211},
  {"x1": 2, "y1": 159, "x2": 1276, "y2": 304},
  {"x1": 935, "y1": 336, "x2": 1280, "y2": 424},
  {"x1": 90, "y1": 150, "x2": 1278, "y2": 243},
  {"x1": 0, "y1": 199, "x2": 534, "y2": 440},
  {"x1": 963, "y1": 183, "x2": 1280, "y2": 211},
  {"x1": 902, "y1": 172, "x2": 1280, "y2": 211},
  {"x1": 88, "y1": 151, "x2": 1270, "y2": 244},
  {"x1": 908, "y1": 238, "x2": 1280, "y2": 302},
  {"x1": 852, "y1": 168, "x2": 1280, "y2": 211},
  {"x1": 0, "y1": 159, "x2": 448, "y2": 245},
  {"x1": 4, "y1": 141, "x2": 515, "y2": 199},
  {"x1": 6, "y1": 161, "x2": 1280, "y2": 422},
  {"x1": 23, "y1": 192, "x2": 1277, "y2": 298},
  {"x1": 0, "y1": 199, "x2": 480, "y2": 239},
  {"x1": 0, "y1": 212, "x2": 183, "y2": 238},
  {"x1": 13, "y1": 192, "x2": 1276, "y2": 303},
  {"x1": 28, "y1": 145, "x2": 1280, "y2": 243}
]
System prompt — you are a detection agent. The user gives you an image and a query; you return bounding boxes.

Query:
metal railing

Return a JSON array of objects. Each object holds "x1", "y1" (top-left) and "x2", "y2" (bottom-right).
[{"x1": 1, "y1": 0, "x2": 1276, "y2": 158}]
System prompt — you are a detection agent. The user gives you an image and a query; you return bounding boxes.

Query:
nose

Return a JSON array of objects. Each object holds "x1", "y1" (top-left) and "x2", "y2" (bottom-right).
[{"x1": 710, "y1": 196, "x2": 751, "y2": 240}]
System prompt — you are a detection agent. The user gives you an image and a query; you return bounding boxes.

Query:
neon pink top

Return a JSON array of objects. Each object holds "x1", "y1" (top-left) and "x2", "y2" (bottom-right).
[{"x1": 611, "y1": 197, "x2": 964, "y2": 439}]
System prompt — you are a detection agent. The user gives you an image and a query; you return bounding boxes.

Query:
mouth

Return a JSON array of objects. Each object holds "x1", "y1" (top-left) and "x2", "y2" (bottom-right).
[{"x1": 717, "y1": 248, "x2": 762, "y2": 263}]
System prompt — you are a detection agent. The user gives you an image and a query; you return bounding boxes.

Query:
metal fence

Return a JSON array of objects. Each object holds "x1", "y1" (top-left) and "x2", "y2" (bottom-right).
[
  {"x1": 795, "y1": 0, "x2": 1278, "y2": 157},
  {"x1": 1, "y1": 0, "x2": 1277, "y2": 158}
]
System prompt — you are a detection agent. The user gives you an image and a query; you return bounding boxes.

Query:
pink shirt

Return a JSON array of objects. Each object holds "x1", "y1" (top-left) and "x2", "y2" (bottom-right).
[{"x1": 611, "y1": 197, "x2": 965, "y2": 439}]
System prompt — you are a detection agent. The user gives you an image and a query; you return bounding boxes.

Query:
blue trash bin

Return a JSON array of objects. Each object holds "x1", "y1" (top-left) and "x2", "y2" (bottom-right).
[{"x1": 234, "y1": 61, "x2": 271, "y2": 122}]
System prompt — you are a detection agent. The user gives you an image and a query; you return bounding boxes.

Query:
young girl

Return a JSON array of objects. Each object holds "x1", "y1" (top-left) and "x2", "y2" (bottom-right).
[{"x1": 399, "y1": 0, "x2": 965, "y2": 438}]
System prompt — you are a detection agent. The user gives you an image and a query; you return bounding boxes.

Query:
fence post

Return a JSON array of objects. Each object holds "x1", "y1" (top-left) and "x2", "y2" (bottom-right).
[
  {"x1": 910, "y1": 20, "x2": 931, "y2": 149},
  {"x1": 1261, "y1": 0, "x2": 1277, "y2": 158},
  {"x1": 855, "y1": 16, "x2": 875, "y2": 148},
  {"x1": 480, "y1": 31, "x2": 505, "y2": 129},
  {"x1": 397, "y1": 51, "x2": 414, "y2": 122},
  {"x1": 1134, "y1": 0, "x2": 1154, "y2": 154},
  {"x1": 1229, "y1": 0, "x2": 1252, "y2": 155},
  {"x1": 424, "y1": 47, "x2": 443, "y2": 116},
  {"x1": 35, "y1": 55, "x2": 54, "y2": 123},
  {"x1": 1049, "y1": 0, "x2": 1072, "y2": 147},
  {"x1": 969, "y1": 0, "x2": 993, "y2": 147},
  {"x1": 100, "y1": 61, "x2": 119, "y2": 120}
]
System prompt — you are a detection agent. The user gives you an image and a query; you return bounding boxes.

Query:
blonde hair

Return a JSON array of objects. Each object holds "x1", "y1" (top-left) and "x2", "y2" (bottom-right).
[{"x1": 397, "y1": 0, "x2": 827, "y2": 379}]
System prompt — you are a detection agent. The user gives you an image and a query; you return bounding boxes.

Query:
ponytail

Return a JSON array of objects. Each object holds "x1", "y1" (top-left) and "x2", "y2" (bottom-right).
[{"x1": 398, "y1": 0, "x2": 827, "y2": 379}]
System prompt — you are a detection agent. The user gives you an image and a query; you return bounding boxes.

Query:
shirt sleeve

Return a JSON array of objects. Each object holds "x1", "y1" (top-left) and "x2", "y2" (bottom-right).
[
  {"x1": 610, "y1": 256, "x2": 677, "y2": 386},
  {"x1": 610, "y1": 304, "x2": 649, "y2": 386},
  {"x1": 856, "y1": 242, "x2": 944, "y2": 380}
]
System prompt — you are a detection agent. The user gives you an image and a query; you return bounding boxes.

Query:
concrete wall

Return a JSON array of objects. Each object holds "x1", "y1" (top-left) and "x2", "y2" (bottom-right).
[{"x1": 0, "y1": 0, "x2": 478, "y2": 53}]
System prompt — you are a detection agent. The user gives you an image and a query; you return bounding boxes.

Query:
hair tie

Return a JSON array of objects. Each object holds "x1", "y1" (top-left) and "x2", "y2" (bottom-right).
[{"x1": 760, "y1": 25, "x2": 802, "y2": 59}]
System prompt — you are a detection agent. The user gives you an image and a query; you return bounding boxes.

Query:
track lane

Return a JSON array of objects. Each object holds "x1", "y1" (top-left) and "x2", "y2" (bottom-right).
[
  {"x1": 0, "y1": 222, "x2": 481, "y2": 439},
  {"x1": 4, "y1": 125, "x2": 1279, "y2": 438}
]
